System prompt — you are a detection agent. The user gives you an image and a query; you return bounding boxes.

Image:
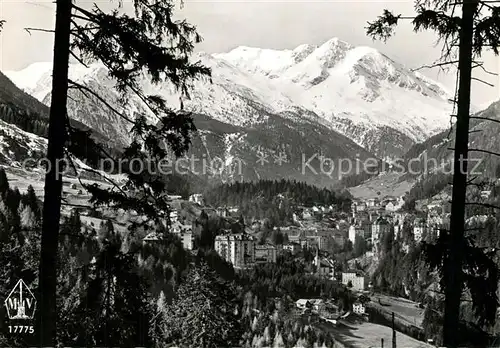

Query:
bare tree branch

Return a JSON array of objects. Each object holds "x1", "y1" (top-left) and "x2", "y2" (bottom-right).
[
  {"x1": 470, "y1": 116, "x2": 500, "y2": 128},
  {"x1": 469, "y1": 148, "x2": 500, "y2": 157},
  {"x1": 411, "y1": 60, "x2": 459, "y2": 71},
  {"x1": 24, "y1": 27, "x2": 55, "y2": 35},
  {"x1": 68, "y1": 79, "x2": 135, "y2": 124},
  {"x1": 471, "y1": 76, "x2": 495, "y2": 87}
]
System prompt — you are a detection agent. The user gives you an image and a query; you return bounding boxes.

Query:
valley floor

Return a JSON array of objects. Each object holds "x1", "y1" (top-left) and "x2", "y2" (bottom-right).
[{"x1": 348, "y1": 172, "x2": 414, "y2": 200}]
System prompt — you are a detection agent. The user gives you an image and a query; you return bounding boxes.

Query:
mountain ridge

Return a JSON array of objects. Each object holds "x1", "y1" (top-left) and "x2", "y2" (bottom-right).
[{"x1": 6, "y1": 36, "x2": 454, "y2": 159}]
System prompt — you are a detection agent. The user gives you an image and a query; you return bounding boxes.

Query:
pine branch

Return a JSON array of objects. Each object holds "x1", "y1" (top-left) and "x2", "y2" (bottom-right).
[
  {"x1": 63, "y1": 147, "x2": 127, "y2": 197},
  {"x1": 471, "y1": 116, "x2": 500, "y2": 125},
  {"x1": 469, "y1": 148, "x2": 500, "y2": 157},
  {"x1": 471, "y1": 76, "x2": 494, "y2": 86},
  {"x1": 69, "y1": 50, "x2": 89, "y2": 68},
  {"x1": 464, "y1": 202, "x2": 500, "y2": 209},
  {"x1": 24, "y1": 27, "x2": 55, "y2": 35},
  {"x1": 472, "y1": 61, "x2": 498, "y2": 75},
  {"x1": 67, "y1": 79, "x2": 135, "y2": 124},
  {"x1": 411, "y1": 60, "x2": 459, "y2": 71}
]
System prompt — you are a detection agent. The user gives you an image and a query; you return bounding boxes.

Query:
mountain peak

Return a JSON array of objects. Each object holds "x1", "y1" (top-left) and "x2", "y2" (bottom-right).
[
  {"x1": 5, "y1": 36, "x2": 454, "y2": 159},
  {"x1": 6, "y1": 62, "x2": 53, "y2": 90}
]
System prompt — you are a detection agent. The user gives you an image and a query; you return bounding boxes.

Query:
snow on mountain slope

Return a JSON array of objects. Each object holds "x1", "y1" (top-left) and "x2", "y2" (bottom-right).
[
  {"x1": 5, "y1": 62, "x2": 53, "y2": 91},
  {"x1": 0, "y1": 118, "x2": 47, "y2": 166},
  {"x1": 218, "y1": 38, "x2": 453, "y2": 143},
  {"x1": 6, "y1": 37, "x2": 453, "y2": 158}
]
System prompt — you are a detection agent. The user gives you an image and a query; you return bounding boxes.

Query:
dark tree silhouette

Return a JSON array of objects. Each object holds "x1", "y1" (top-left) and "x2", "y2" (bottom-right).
[
  {"x1": 157, "y1": 262, "x2": 243, "y2": 347},
  {"x1": 37, "y1": 0, "x2": 210, "y2": 345},
  {"x1": 367, "y1": 1, "x2": 500, "y2": 345}
]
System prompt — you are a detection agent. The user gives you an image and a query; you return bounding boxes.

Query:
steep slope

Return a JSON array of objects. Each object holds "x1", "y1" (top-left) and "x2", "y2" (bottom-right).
[
  {"x1": 7, "y1": 37, "x2": 452, "y2": 159},
  {"x1": 0, "y1": 70, "x2": 111, "y2": 145},
  {"x1": 403, "y1": 100, "x2": 500, "y2": 179},
  {"x1": 0, "y1": 118, "x2": 47, "y2": 166},
  {"x1": 186, "y1": 112, "x2": 375, "y2": 187},
  {"x1": 215, "y1": 38, "x2": 453, "y2": 158},
  {"x1": 1, "y1": 64, "x2": 375, "y2": 187},
  {"x1": 0, "y1": 71, "x2": 48, "y2": 165}
]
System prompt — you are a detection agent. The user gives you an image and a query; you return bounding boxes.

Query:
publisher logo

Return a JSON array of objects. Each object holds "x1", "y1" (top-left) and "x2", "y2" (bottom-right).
[{"x1": 4, "y1": 279, "x2": 36, "y2": 320}]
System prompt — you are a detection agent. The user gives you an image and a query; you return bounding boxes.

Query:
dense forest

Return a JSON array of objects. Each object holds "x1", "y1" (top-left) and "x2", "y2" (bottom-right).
[
  {"x1": 0, "y1": 169, "x2": 352, "y2": 347},
  {"x1": 370, "y1": 204, "x2": 500, "y2": 346},
  {"x1": 204, "y1": 179, "x2": 352, "y2": 225},
  {"x1": 338, "y1": 165, "x2": 380, "y2": 188},
  {"x1": 0, "y1": 102, "x2": 49, "y2": 137},
  {"x1": 403, "y1": 172, "x2": 452, "y2": 205}
]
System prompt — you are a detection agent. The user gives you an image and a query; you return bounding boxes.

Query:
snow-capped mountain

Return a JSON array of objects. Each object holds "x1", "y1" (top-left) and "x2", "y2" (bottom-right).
[
  {"x1": 0, "y1": 67, "x2": 375, "y2": 188},
  {"x1": 5, "y1": 37, "x2": 453, "y2": 159}
]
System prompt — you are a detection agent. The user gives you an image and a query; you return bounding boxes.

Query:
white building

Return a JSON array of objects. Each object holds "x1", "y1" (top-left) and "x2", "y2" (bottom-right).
[
  {"x1": 414, "y1": 220, "x2": 427, "y2": 243},
  {"x1": 171, "y1": 221, "x2": 194, "y2": 250},
  {"x1": 171, "y1": 221, "x2": 192, "y2": 234},
  {"x1": 143, "y1": 232, "x2": 161, "y2": 244},
  {"x1": 170, "y1": 210, "x2": 179, "y2": 223},
  {"x1": 296, "y1": 299, "x2": 312, "y2": 309},
  {"x1": 348, "y1": 225, "x2": 365, "y2": 244},
  {"x1": 385, "y1": 202, "x2": 397, "y2": 212},
  {"x1": 353, "y1": 302, "x2": 366, "y2": 314},
  {"x1": 342, "y1": 272, "x2": 366, "y2": 291},
  {"x1": 168, "y1": 195, "x2": 182, "y2": 200},
  {"x1": 216, "y1": 207, "x2": 228, "y2": 218},
  {"x1": 255, "y1": 244, "x2": 277, "y2": 263},
  {"x1": 188, "y1": 193, "x2": 204, "y2": 205},
  {"x1": 394, "y1": 224, "x2": 401, "y2": 239},
  {"x1": 302, "y1": 210, "x2": 312, "y2": 220},
  {"x1": 282, "y1": 242, "x2": 301, "y2": 254},
  {"x1": 180, "y1": 232, "x2": 194, "y2": 250},
  {"x1": 215, "y1": 233, "x2": 257, "y2": 269},
  {"x1": 367, "y1": 198, "x2": 380, "y2": 207}
]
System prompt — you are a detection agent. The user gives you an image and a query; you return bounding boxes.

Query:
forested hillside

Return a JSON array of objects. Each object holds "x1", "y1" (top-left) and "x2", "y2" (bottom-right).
[
  {"x1": 0, "y1": 71, "x2": 109, "y2": 144},
  {"x1": 204, "y1": 179, "x2": 352, "y2": 224}
]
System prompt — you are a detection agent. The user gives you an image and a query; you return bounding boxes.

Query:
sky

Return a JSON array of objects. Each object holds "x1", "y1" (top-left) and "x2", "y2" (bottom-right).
[{"x1": 1, "y1": 0, "x2": 499, "y2": 107}]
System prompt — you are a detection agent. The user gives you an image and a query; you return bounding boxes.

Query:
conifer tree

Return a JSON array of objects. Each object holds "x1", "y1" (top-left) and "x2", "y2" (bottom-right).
[
  {"x1": 59, "y1": 238, "x2": 151, "y2": 346},
  {"x1": 366, "y1": 1, "x2": 500, "y2": 345},
  {"x1": 19, "y1": 204, "x2": 37, "y2": 229},
  {"x1": 158, "y1": 262, "x2": 243, "y2": 347},
  {"x1": 24, "y1": 185, "x2": 40, "y2": 221},
  {"x1": 37, "y1": 0, "x2": 210, "y2": 343},
  {"x1": 0, "y1": 168, "x2": 10, "y2": 197}
]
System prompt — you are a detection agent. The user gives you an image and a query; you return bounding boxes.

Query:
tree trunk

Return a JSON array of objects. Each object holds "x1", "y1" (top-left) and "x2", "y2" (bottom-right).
[
  {"x1": 37, "y1": 0, "x2": 72, "y2": 344},
  {"x1": 443, "y1": 0, "x2": 477, "y2": 346}
]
